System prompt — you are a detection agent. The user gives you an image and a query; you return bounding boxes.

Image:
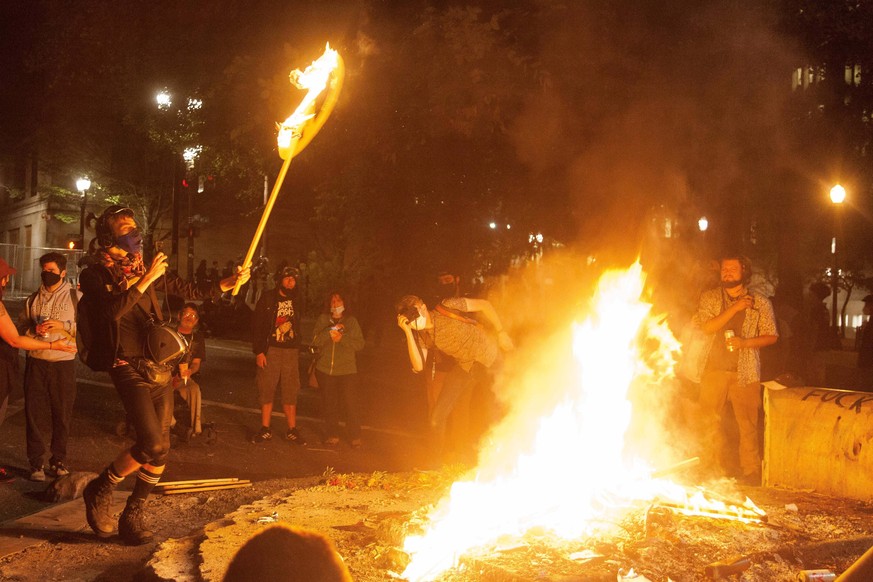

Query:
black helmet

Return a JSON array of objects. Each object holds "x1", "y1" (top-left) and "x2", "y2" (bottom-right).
[{"x1": 274, "y1": 266, "x2": 300, "y2": 282}]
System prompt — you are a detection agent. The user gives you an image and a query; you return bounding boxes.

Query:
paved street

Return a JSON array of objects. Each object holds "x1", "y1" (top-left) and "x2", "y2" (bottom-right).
[{"x1": 0, "y1": 326, "x2": 431, "y2": 525}]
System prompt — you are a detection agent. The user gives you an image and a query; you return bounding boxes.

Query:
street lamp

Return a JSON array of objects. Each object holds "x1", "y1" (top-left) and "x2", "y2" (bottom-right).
[
  {"x1": 829, "y1": 184, "x2": 846, "y2": 333},
  {"x1": 76, "y1": 177, "x2": 91, "y2": 249},
  {"x1": 156, "y1": 90, "x2": 172, "y2": 110},
  {"x1": 182, "y1": 145, "x2": 202, "y2": 277}
]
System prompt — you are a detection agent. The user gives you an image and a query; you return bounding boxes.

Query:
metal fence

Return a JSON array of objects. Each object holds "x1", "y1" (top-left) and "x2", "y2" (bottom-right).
[{"x1": 0, "y1": 243, "x2": 86, "y2": 298}]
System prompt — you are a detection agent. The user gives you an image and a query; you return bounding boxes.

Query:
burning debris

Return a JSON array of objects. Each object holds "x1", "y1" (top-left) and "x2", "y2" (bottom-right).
[{"x1": 398, "y1": 264, "x2": 763, "y2": 580}]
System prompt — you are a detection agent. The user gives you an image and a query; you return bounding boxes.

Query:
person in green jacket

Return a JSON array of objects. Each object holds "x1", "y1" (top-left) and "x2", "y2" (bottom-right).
[{"x1": 311, "y1": 291, "x2": 365, "y2": 447}]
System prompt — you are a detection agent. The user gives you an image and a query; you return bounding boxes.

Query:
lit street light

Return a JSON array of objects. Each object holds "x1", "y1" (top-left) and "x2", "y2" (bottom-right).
[
  {"x1": 156, "y1": 90, "x2": 172, "y2": 110},
  {"x1": 698, "y1": 216, "x2": 709, "y2": 232},
  {"x1": 829, "y1": 184, "x2": 846, "y2": 333},
  {"x1": 76, "y1": 177, "x2": 91, "y2": 249}
]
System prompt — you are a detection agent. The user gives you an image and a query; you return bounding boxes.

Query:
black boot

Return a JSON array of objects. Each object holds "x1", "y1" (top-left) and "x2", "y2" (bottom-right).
[
  {"x1": 118, "y1": 497, "x2": 154, "y2": 545},
  {"x1": 83, "y1": 475, "x2": 116, "y2": 537}
]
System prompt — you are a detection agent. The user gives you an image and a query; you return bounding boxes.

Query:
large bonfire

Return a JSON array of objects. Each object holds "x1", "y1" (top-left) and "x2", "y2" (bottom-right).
[{"x1": 401, "y1": 263, "x2": 763, "y2": 581}]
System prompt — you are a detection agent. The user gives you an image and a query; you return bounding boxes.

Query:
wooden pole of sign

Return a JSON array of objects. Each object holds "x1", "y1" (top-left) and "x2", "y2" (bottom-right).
[{"x1": 231, "y1": 153, "x2": 295, "y2": 297}]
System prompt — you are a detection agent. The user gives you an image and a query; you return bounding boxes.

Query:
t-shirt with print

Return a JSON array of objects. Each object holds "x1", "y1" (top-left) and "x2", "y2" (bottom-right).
[
  {"x1": 269, "y1": 297, "x2": 298, "y2": 349},
  {"x1": 429, "y1": 297, "x2": 498, "y2": 372}
]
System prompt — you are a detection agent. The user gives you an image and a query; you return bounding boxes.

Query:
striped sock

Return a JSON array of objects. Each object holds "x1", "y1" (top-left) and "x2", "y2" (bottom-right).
[
  {"x1": 130, "y1": 467, "x2": 162, "y2": 502},
  {"x1": 105, "y1": 464, "x2": 124, "y2": 486}
]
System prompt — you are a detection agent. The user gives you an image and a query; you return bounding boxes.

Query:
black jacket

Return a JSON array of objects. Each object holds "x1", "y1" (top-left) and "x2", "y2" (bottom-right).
[
  {"x1": 79, "y1": 263, "x2": 217, "y2": 370},
  {"x1": 252, "y1": 287, "x2": 300, "y2": 355}
]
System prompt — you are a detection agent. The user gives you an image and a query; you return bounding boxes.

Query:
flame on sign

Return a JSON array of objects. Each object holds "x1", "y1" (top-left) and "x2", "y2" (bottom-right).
[
  {"x1": 277, "y1": 43, "x2": 340, "y2": 158},
  {"x1": 401, "y1": 263, "x2": 763, "y2": 581}
]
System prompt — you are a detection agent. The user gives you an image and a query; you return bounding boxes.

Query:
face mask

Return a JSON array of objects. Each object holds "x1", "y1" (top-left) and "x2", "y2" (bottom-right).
[
  {"x1": 411, "y1": 306, "x2": 427, "y2": 330},
  {"x1": 721, "y1": 278, "x2": 742, "y2": 289},
  {"x1": 331, "y1": 305, "x2": 345, "y2": 317},
  {"x1": 41, "y1": 271, "x2": 62, "y2": 288},
  {"x1": 116, "y1": 229, "x2": 143, "y2": 255}
]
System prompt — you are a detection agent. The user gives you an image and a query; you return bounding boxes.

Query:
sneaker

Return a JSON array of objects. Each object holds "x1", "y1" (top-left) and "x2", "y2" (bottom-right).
[
  {"x1": 83, "y1": 476, "x2": 117, "y2": 537},
  {"x1": 29, "y1": 467, "x2": 46, "y2": 482},
  {"x1": 118, "y1": 498, "x2": 153, "y2": 546},
  {"x1": 250, "y1": 426, "x2": 272, "y2": 443},
  {"x1": 285, "y1": 427, "x2": 306, "y2": 445},
  {"x1": 48, "y1": 460, "x2": 70, "y2": 477}
]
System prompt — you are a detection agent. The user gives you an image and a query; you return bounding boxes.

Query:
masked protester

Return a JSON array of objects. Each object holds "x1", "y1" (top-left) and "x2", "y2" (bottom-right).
[
  {"x1": 310, "y1": 291, "x2": 365, "y2": 447},
  {"x1": 79, "y1": 205, "x2": 249, "y2": 545},
  {"x1": 0, "y1": 257, "x2": 77, "y2": 440},
  {"x1": 250, "y1": 265, "x2": 306, "y2": 445},
  {"x1": 18, "y1": 252, "x2": 81, "y2": 481},
  {"x1": 396, "y1": 294, "x2": 513, "y2": 463}
]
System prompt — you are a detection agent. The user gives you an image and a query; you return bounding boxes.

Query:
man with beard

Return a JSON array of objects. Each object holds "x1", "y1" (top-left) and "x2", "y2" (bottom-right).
[
  {"x1": 695, "y1": 254, "x2": 778, "y2": 484},
  {"x1": 250, "y1": 265, "x2": 306, "y2": 445},
  {"x1": 19, "y1": 252, "x2": 81, "y2": 481},
  {"x1": 80, "y1": 206, "x2": 249, "y2": 545}
]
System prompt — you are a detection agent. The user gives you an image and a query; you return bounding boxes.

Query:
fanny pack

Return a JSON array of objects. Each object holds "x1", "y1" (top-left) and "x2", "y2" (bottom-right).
[{"x1": 131, "y1": 357, "x2": 174, "y2": 385}]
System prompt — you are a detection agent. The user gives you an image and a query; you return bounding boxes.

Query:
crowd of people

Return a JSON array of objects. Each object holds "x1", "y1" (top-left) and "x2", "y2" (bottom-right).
[{"x1": 0, "y1": 203, "x2": 872, "y2": 551}]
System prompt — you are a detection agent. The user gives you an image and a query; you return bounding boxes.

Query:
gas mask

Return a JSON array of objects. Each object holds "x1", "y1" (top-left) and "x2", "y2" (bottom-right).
[{"x1": 115, "y1": 229, "x2": 144, "y2": 256}]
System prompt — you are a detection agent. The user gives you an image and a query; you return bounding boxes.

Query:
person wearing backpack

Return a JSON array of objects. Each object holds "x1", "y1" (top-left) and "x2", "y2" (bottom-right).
[
  {"x1": 0, "y1": 257, "x2": 77, "y2": 441},
  {"x1": 79, "y1": 205, "x2": 249, "y2": 546},
  {"x1": 17, "y1": 252, "x2": 81, "y2": 482},
  {"x1": 396, "y1": 294, "x2": 514, "y2": 463}
]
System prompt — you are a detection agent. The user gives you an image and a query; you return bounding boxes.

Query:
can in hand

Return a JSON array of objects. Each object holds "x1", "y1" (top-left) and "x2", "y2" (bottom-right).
[
  {"x1": 724, "y1": 329, "x2": 735, "y2": 352},
  {"x1": 797, "y1": 570, "x2": 836, "y2": 582}
]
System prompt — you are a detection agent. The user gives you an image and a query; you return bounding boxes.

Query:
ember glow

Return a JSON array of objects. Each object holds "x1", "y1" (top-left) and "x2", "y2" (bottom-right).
[
  {"x1": 276, "y1": 43, "x2": 340, "y2": 158},
  {"x1": 401, "y1": 263, "x2": 765, "y2": 581}
]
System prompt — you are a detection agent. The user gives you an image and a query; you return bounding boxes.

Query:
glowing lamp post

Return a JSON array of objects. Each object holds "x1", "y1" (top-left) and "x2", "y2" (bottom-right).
[
  {"x1": 76, "y1": 177, "x2": 91, "y2": 249},
  {"x1": 156, "y1": 90, "x2": 172, "y2": 110},
  {"x1": 829, "y1": 185, "x2": 846, "y2": 333}
]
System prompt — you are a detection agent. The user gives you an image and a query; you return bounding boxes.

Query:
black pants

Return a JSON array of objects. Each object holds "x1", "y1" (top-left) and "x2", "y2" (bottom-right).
[
  {"x1": 24, "y1": 358, "x2": 77, "y2": 468},
  {"x1": 109, "y1": 363, "x2": 173, "y2": 467},
  {"x1": 316, "y1": 371, "x2": 361, "y2": 440}
]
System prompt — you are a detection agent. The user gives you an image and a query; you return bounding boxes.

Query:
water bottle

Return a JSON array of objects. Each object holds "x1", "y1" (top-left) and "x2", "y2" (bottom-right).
[{"x1": 724, "y1": 329, "x2": 735, "y2": 352}]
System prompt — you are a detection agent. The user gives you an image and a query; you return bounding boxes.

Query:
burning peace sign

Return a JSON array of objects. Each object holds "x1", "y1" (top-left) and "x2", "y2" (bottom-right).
[{"x1": 233, "y1": 44, "x2": 345, "y2": 296}]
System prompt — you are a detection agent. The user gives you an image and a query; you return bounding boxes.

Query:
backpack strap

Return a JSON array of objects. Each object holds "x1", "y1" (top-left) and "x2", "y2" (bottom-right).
[
  {"x1": 24, "y1": 290, "x2": 39, "y2": 322},
  {"x1": 434, "y1": 303, "x2": 481, "y2": 327}
]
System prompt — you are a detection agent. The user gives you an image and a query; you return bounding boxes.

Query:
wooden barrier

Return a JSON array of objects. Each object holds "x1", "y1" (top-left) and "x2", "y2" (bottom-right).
[{"x1": 764, "y1": 386, "x2": 873, "y2": 500}]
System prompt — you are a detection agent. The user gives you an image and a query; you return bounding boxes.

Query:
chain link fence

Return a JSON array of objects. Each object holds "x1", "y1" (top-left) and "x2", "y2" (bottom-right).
[{"x1": 0, "y1": 243, "x2": 86, "y2": 298}]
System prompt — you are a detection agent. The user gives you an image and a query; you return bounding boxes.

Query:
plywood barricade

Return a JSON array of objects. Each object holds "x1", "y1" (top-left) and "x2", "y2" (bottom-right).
[{"x1": 764, "y1": 386, "x2": 873, "y2": 500}]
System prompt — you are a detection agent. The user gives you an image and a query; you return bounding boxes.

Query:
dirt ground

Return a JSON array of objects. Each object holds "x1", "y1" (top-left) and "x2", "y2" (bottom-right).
[{"x1": 0, "y1": 468, "x2": 871, "y2": 582}]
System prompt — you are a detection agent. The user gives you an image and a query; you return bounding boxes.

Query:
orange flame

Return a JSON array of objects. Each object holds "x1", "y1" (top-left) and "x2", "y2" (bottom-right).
[
  {"x1": 401, "y1": 263, "x2": 764, "y2": 581},
  {"x1": 276, "y1": 43, "x2": 340, "y2": 158}
]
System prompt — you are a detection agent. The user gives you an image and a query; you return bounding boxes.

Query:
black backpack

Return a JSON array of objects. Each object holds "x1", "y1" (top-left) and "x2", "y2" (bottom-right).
[{"x1": 76, "y1": 266, "x2": 117, "y2": 372}]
